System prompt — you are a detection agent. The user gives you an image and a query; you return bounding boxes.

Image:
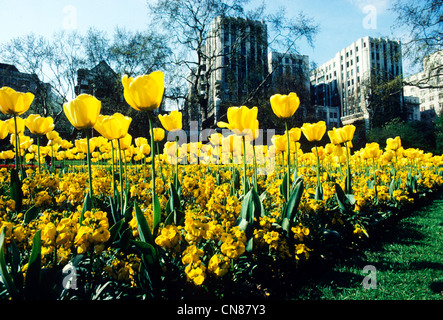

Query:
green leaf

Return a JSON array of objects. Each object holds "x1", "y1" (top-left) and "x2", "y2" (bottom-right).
[
  {"x1": 315, "y1": 181, "x2": 324, "y2": 201},
  {"x1": 239, "y1": 189, "x2": 254, "y2": 222},
  {"x1": 345, "y1": 167, "x2": 352, "y2": 194},
  {"x1": 107, "y1": 218, "x2": 124, "y2": 246},
  {"x1": 280, "y1": 172, "x2": 289, "y2": 202},
  {"x1": 284, "y1": 179, "x2": 304, "y2": 223},
  {"x1": 134, "y1": 201, "x2": 154, "y2": 245},
  {"x1": 130, "y1": 240, "x2": 157, "y2": 265},
  {"x1": 24, "y1": 230, "x2": 41, "y2": 300},
  {"x1": 9, "y1": 168, "x2": 22, "y2": 213},
  {"x1": 80, "y1": 192, "x2": 92, "y2": 224},
  {"x1": 0, "y1": 228, "x2": 20, "y2": 300},
  {"x1": 334, "y1": 183, "x2": 353, "y2": 214},
  {"x1": 23, "y1": 205, "x2": 40, "y2": 225},
  {"x1": 236, "y1": 218, "x2": 254, "y2": 252}
]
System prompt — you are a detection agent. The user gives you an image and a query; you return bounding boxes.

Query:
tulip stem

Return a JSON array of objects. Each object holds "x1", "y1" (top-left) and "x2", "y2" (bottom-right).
[
  {"x1": 13, "y1": 115, "x2": 19, "y2": 171},
  {"x1": 345, "y1": 141, "x2": 352, "y2": 194},
  {"x1": 175, "y1": 135, "x2": 179, "y2": 186},
  {"x1": 111, "y1": 142, "x2": 116, "y2": 197},
  {"x1": 85, "y1": 130, "x2": 94, "y2": 199},
  {"x1": 37, "y1": 135, "x2": 41, "y2": 173},
  {"x1": 252, "y1": 142, "x2": 258, "y2": 192},
  {"x1": 315, "y1": 145, "x2": 321, "y2": 187},
  {"x1": 285, "y1": 121, "x2": 290, "y2": 200},
  {"x1": 147, "y1": 112, "x2": 156, "y2": 199},
  {"x1": 117, "y1": 139, "x2": 124, "y2": 211},
  {"x1": 242, "y1": 135, "x2": 248, "y2": 196}
]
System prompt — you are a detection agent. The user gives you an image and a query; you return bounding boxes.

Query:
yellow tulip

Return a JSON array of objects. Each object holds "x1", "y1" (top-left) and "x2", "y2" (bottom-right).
[
  {"x1": 288, "y1": 127, "x2": 301, "y2": 142},
  {"x1": 153, "y1": 128, "x2": 165, "y2": 142},
  {"x1": 46, "y1": 130, "x2": 61, "y2": 142},
  {"x1": 63, "y1": 94, "x2": 101, "y2": 130},
  {"x1": 158, "y1": 110, "x2": 183, "y2": 132},
  {"x1": 327, "y1": 128, "x2": 341, "y2": 145},
  {"x1": 122, "y1": 71, "x2": 165, "y2": 112},
  {"x1": 301, "y1": 121, "x2": 327, "y2": 142},
  {"x1": 386, "y1": 136, "x2": 401, "y2": 151},
  {"x1": 0, "y1": 120, "x2": 8, "y2": 140},
  {"x1": 270, "y1": 92, "x2": 300, "y2": 119},
  {"x1": 0, "y1": 86, "x2": 34, "y2": 116},
  {"x1": 25, "y1": 114, "x2": 55, "y2": 135},
  {"x1": 117, "y1": 133, "x2": 132, "y2": 151},
  {"x1": 272, "y1": 134, "x2": 295, "y2": 154},
  {"x1": 272, "y1": 134, "x2": 287, "y2": 153},
  {"x1": 93, "y1": 113, "x2": 132, "y2": 140},
  {"x1": 139, "y1": 143, "x2": 151, "y2": 156},
  {"x1": 221, "y1": 134, "x2": 242, "y2": 154},
  {"x1": 362, "y1": 142, "x2": 381, "y2": 159},
  {"x1": 209, "y1": 133, "x2": 223, "y2": 146},
  {"x1": 135, "y1": 137, "x2": 148, "y2": 147},
  {"x1": 75, "y1": 138, "x2": 96, "y2": 154},
  {"x1": 336, "y1": 124, "x2": 356, "y2": 143},
  {"x1": 6, "y1": 117, "x2": 25, "y2": 134},
  {"x1": 217, "y1": 105, "x2": 258, "y2": 137}
]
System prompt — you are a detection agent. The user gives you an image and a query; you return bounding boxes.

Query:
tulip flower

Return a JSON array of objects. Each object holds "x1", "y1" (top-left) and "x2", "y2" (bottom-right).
[
  {"x1": 122, "y1": 71, "x2": 165, "y2": 232},
  {"x1": 94, "y1": 113, "x2": 132, "y2": 141},
  {"x1": 25, "y1": 114, "x2": 55, "y2": 171},
  {"x1": 387, "y1": 136, "x2": 402, "y2": 176},
  {"x1": 217, "y1": 106, "x2": 258, "y2": 138},
  {"x1": 159, "y1": 110, "x2": 184, "y2": 185},
  {"x1": 218, "y1": 106, "x2": 260, "y2": 194},
  {"x1": 25, "y1": 114, "x2": 55, "y2": 136},
  {"x1": 0, "y1": 120, "x2": 8, "y2": 140},
  {"x1": 270, "y1": 93, "x2": 301, "y2": 199},
  {"x1": 135, "y1": 137, "x2": 148, "y2": 148},
  {"x1": 270, "y1": 92, "x2": 300, "y2": 119},
  {"x1": 301, "y1": 121, "x2": 327, "y2": 143},
  {"x1": 0, "y1": 87, "x2": 34, "y2": 116},
  {"x1": 94, "y1": 113, "x2": 132, "y2": 209},
  {"x1": 158, "y1": 110, "x2": 183, "y2": 133},
  {"x1": 0, "y1": 87, "x2": 35, "y2": 174},
  {"x1": 337, "y1": 125, "x2": 356, "y2": 145},
  {"x1": 302, "y1": 121, "x2": 327, "y2": 200},
  {"x1": 63, "y1": 94, "x2": 101, "y2": 130},
  {"x1": 153, "y1": 128, "x2": 165, "y2": 142},
  {"x1": 122, "y1": 71, "x2": 165, "y2": 112},
  {"x1": 64, "y1": 94, "x2": 102, "y2": 199},
  {"x1": 386, "y1": 136, "x2": 401, "y2": 151}
]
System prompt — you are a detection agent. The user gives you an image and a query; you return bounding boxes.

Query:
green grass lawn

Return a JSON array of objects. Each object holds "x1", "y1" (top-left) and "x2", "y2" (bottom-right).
[{"x1": 293, "y1": 194, "x2": 443, "y2": 300}]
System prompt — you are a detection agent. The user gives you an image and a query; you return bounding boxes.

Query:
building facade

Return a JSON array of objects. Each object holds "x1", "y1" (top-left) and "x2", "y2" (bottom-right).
[
  {"x1": 0, "y1": 63, "x2": 59, "y2": 117},
  {"x1": 202, "y1": 16, "x2": 268, "y2": 128},
  {"x1": 310, "y1": 36, "x2": 403, "y2": 130},
  {"x1": 403, "y1": 50, "x2": 443, "y2": 122}
]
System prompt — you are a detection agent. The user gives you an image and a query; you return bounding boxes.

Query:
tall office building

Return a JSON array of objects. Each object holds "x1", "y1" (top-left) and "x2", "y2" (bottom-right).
[
  {"x1": 202, "y1": 16, "x2": 268, "y2": 128},
  {"x1": 310, "y1": 36, "x2": 403, "y2": 131}
]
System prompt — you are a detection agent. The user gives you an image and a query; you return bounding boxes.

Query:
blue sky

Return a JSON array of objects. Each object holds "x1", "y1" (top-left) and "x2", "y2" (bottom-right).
[{"x1": 0, "y1": 0, "x2": 411, "y2": 73}]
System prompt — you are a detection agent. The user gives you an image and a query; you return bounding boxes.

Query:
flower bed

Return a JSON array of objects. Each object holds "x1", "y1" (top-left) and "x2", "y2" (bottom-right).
[
  {"x1": 0, "y1": 79, "x2": 442, "y2": 300},
  {"x1": 0, "y1": 144, "x2": 441, "y2": 299}
]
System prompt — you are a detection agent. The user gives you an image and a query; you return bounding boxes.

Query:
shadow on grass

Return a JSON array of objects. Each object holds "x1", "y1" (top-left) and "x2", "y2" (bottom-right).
[
  {"x1": 279, "y1": 195, "x2": 443, "y2": 300},
  {"x1": 429, "y1": 281, "x2": 443, "y2": 295}
]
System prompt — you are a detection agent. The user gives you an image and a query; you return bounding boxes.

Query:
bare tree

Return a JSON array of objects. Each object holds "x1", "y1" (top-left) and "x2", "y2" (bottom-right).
[
  {"x1": 147, "y1": 0, "x2": 319, "y2": 129},
  {"x1": 391, "y1": 0, "x2": 442, "y2": 90}
]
